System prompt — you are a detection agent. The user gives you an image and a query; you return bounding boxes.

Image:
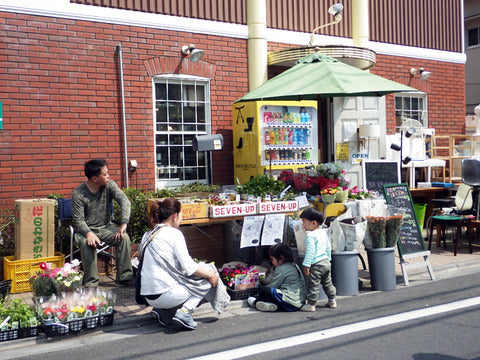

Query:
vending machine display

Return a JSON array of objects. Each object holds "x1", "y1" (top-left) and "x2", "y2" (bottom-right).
[{"x1": 233, "y1": 100, "x2": 318, "y2": 183}]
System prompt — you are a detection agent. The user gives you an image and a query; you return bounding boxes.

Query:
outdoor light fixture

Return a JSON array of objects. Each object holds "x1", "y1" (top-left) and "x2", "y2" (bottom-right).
[
  {"x1": 390, "y1": 130, "x2": 412, "y2": 166},
  {"x1": 309, "y1": 3, "x2": 344, "y2": 46},
  {"x1": 410, "y1": 67, "x2": 431, "y2": 81},
  {"x1": 181, "y1": 44, "x2": 205, "y2": 62}
]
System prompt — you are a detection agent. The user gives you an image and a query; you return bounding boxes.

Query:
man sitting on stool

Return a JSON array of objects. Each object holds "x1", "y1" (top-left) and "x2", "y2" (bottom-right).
[{"x1": 72, "y1": 159, "x2": 133, "y2": 287}]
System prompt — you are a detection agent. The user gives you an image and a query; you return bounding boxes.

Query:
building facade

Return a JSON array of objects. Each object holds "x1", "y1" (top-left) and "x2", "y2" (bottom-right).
[{"x1": 0, "y1": 0, "x2": 465, "y2": 208}]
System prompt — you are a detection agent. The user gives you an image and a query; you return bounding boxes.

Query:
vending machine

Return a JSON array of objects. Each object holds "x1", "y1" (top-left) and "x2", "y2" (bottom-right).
[{"x1": 233, "y1": 100, "x2": 318, "y2": 184}]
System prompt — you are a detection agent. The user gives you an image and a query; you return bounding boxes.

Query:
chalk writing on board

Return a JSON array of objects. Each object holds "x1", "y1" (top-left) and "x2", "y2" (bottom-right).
[
  {"x1": 383, "y1": 183, "x2": 425, "y2": 256},
  {"x1": 362, "y1": 160, "x2": 400, "y2": 194}
]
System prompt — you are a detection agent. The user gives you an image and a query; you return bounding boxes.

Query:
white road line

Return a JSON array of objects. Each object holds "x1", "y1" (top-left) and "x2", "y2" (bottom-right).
[{"x1": 188, "y1": 296, "x2": 480, "y2": 360}]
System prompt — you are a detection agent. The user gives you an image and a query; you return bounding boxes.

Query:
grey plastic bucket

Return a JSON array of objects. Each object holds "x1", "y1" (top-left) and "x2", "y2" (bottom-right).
[
  {"x1": 366, "y1": 247, "x2": 396, "y2": 291},
  {"x1": 331, "y1": 250, "x2": 359, "y2": 296}
]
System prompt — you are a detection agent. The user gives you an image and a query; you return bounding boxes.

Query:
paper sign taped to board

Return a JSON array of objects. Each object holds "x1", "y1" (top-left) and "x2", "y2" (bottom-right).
[
  {"x1": 261, "y1": 213, "x2": 285, "y2": 246},
  {"x1": 240, "y1": 215, "x2": 265, "y2": 248}
]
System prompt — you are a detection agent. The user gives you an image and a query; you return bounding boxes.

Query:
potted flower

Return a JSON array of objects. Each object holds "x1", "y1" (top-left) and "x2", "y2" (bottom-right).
[
  {"x1": 320, "y1": 187, "x2": 338, "y2": 204},
  {"x1": 220, "y1": 264, "x2": 259, "y2": 300},
  {"x1": 52, "y1": 260, "x2": 83, "y2": 293},
  {"x1": 29, "y1": 262, "x2": 57, "y2": 297}
]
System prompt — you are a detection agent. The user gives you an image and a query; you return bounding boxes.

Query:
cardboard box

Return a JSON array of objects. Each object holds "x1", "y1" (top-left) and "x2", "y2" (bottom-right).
[
  {"x1": 147, "y1": 199, "x2": 208, "y2": 220},
  {"x1": 14, "y1": 199, "x2": 55, "y2": 260}
]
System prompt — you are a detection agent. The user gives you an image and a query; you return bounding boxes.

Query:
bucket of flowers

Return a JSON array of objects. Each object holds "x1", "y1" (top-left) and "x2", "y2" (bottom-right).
[{"x1": 220, "y1": 263, "x2": 260, "y2": 300}]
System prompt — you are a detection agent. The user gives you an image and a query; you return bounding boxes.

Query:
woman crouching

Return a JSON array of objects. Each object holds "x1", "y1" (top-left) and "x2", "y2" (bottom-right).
[{"x1": 139, "y1": 198, "x2": 230, "y2": 330}]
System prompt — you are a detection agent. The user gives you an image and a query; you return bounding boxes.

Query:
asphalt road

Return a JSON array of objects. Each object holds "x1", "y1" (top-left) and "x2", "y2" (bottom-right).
[{"x1": 4, "y1": 272, "x2": 480, "y2": 360}]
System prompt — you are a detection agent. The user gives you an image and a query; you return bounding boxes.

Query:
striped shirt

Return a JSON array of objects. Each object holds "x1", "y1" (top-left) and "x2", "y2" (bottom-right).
[{"x1": 302, "y1": 228, "x2": 331, "y2": 268}]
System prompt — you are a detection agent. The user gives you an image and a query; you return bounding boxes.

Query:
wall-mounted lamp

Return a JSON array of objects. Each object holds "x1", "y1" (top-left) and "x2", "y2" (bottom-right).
[
  {"x1": 309, "y1": 3, "x2": 344, "y2": 46},
  {"x1": 181, "y1": 44, "x2": 205, "y2": 62},
  {"x1": 410, "y1": 67, "x2": 431, "y2": 81},
  {"x1": 390, "y1": 130, "x2": 412, "y2": 166}
]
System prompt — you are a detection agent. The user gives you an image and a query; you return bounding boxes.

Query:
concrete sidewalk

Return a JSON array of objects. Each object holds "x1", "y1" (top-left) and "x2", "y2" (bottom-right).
[{"x1": 8, "y1": 238, "x2": 480, "y2": 329}]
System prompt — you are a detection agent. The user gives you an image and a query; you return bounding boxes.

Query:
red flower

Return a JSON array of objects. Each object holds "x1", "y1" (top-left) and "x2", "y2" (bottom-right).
[{"x1": 39, "y1": 262, "x2": 47, "y2": 270}]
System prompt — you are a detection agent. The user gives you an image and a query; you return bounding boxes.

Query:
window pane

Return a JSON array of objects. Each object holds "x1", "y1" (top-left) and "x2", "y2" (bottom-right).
[
  {"x1": 168, "y1": 83, "x2": 181, "y2": 101},
  {"x1": 168, "y1": 103, "x2": 182, "y2": 126},
  {"x1": 468, "y1": 28, "x2": 479, "y2": 47},
  {"x1": 411, "y1": 97, "x2": 418, "y2": 110},
  {"x1": 155, "y1": 83, "x2": 166, "y2": 100},
  {"x1": 196, "y1": 86, "x2": 204, "y2": 102},
  {"x1": 156, "y1": 147, "x2": 169, "y2": 166}
]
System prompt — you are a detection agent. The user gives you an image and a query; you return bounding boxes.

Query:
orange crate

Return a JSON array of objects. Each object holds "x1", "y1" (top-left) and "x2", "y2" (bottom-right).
[{"x1": 3, "y1": 252, "x2": 65, "y2": 293}]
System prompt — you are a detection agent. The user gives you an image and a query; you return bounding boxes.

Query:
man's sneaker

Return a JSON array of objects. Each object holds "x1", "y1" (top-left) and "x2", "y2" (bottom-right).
[
  {"x1": 150, "y1": 308, "x2": 171, "y2": 326},
  {"x1": 247, "y1": 297, "x2": 256, "y2": 308},
  {"x1": 326, "y1": 300, "x2": 337, "y2": 308},
  {"x1": 172, "y1": 308, "x2": 198, "y2": 330},
  {"x1": 256, "y1": 301, "x2": 277, "y2": 312},
  {"x1": 300, "y1": 304, "x2": 316, "y2": 312}
]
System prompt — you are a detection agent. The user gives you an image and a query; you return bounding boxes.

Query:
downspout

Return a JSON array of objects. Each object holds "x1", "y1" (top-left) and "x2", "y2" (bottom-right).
[
  {"x1": 351, "y1": 0, "x2": 369, "y2": 48},
  {"x1": 247, "y1": 0, "x2": 268, "y2": 90},
  {"x1": 116, "y1": 44, "x2": 129, "y2": 188}
]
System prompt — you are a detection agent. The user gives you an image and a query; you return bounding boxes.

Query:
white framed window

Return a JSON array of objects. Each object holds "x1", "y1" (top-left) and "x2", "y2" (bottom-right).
[
  {"x1": 467, "y1": 27, "x2": 480, "y2": 48},
  {"x1": 154, "y1": 75, "x2": 211, "y2": 188},
  {"x1": 394, "y1": 93, "x2": 428, "y2": 128}
]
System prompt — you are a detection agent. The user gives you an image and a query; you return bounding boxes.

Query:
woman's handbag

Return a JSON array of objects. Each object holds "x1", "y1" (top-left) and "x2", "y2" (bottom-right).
[{"x1": 134, "y1": 226, "x2": 164, "y2": 305}]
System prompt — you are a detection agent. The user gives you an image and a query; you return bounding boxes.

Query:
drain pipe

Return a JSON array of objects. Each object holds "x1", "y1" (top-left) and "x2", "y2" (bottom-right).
[
  {"x1": 352, "y1": 0, "x2": 369, "y2": 48},
  {"x1": 116, "y1": 44, "x2": 129, "y2": 188},
  {"x1": 247, "y1": 0, "x2": 268, "y2": 90}
]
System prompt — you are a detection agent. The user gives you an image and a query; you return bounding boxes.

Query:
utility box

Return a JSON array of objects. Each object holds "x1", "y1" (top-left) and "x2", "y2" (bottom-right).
[
  {"x1": 14, "y1": 199, "x2": 56, "y2": 260},
  {"x1": 192, "y1": 134, "x2": 224, "y2": 151}
]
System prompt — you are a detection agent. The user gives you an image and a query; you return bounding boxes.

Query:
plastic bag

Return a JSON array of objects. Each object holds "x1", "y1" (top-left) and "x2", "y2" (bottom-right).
[{"x1": 339, "y1": 217, "x2": 367, "y2": 251}]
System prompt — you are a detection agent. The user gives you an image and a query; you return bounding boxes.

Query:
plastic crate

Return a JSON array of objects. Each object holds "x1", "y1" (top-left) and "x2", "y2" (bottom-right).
[
  {"x1": 98, "y1": 312, "x2": 114, "y2": 327},
  {"x1": 41, "y1": 321, "x2": 69, "y2": 337},
  {"x1": 227, "y1": 287, "x2": 259, "y2": 300},
  {"x1": 83, "y1": 316, "x2": 99, "y2": 330},
  {"x1": 3, "y1": 253, "x2": 65, "y2": 293},
  {"x1": 0, "y1": 329, "x2": 19, "y2": 342},
  {"x1": 18, "y1": 326, "x2": 39, "y2": 339}
]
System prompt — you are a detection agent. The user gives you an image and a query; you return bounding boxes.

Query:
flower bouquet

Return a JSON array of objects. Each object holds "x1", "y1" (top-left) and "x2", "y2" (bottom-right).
[
  {"x1": 52, "y1": 260, "x2": 83, "y2": 293},
  {"x1": 220, "y1": 264, "x2": 259, "y2": 300}
]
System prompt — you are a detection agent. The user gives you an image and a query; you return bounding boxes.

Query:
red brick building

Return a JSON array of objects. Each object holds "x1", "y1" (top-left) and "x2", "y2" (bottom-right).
[{"x1": 0, "y1": 0, "x2": 465, "y2": 209}]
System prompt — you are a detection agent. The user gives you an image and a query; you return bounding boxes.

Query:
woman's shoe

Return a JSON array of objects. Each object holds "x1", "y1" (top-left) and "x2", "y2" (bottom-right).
[
  {"x1": 172, "y1": 308, "x2": 198, "y2": 330},
  {"x1": 150, "y1": 308, "x2": 171, "y2": 326}
]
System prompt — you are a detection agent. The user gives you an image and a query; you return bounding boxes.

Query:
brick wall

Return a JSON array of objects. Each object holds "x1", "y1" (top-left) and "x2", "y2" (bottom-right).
[
  {"x1": 0, "y1": 11, "x2": 466, "y2": 210},
  {"x1": 0, "y1": 12, "x2": 248, "y2": 209}
]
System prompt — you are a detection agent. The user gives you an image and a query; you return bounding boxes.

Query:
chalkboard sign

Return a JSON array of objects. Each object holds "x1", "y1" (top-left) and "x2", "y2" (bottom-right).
[
  {"x1": 362, "y1": 160, "x2": 400, "y2": 194},
  {"x1": 383, "y1": 183, "x2": 425, "y2": 256}
]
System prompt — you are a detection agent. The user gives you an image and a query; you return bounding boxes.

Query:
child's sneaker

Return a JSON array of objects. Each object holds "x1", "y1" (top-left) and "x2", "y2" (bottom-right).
[
  {"x1": 247, "y1": 296, "x2": 256, "y2": 308},
  {"x1": 326, "y1": 300, "x2": 337, "y2": 308},
  {"x1": 256, "y1": 301, "x2": 277, "y2": 312},
  {"x1": 300, "y1": 303, "x2": 316, "y2": 312}
]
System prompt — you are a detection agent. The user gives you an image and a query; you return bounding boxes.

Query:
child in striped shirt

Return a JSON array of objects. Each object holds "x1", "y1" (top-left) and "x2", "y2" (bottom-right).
[{"x1": 299, "y1": 207, "x2": 337, "y2": 311}]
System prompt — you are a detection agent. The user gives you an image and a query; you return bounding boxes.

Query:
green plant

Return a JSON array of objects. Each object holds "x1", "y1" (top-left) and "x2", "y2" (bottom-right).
[
  {"x1": 174, "y1": 182, "x2": 220, "y2": 194},
  {"x1": 114, "y1": 187, "x2": 150, "y2": 244},
  {"x1": 0, "y1": 298, "x2": 37, "y2": 329},
  {"x1": 236, "y1": 175, "x2": 288, "y2": 199},
  {"x1": 0, "y1": 209, "x2": 15, "y2": 257}
]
